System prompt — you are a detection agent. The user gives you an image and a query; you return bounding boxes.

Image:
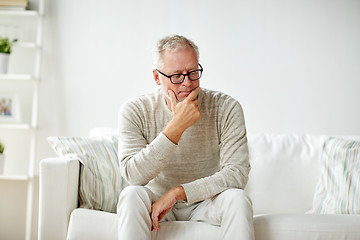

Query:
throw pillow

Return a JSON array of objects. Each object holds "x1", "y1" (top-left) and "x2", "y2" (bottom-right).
[
  {"x1": 310, "y1": 137, "x2": 360, "y2": 214},
  {"x1": 48, "y1": 135, "x2": 127, "y2": 213}
]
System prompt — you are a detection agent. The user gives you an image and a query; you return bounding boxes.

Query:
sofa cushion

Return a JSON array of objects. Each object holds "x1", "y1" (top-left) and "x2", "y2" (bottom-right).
[
  {"x1": 48, "y1": 135, "x2": 125, "y2": 213},
  {"x1": 68, "y1": 209, "x2": 360, "y2": 240},
  {"x1": 68, "y1": 209, "x2": 118, "y2": 240},
  {"x1": 67, "y1": 208, "x2": 221, "y2": 240},
  {"x1": 310, "y1": 137, "x2": 360, "y2": 214},
  {"x1": 246, "y1": 134, "x2": 325, "y2": 215},
  {"x1": 254, "y1": 214, "x2": 360, "y2": 240}
]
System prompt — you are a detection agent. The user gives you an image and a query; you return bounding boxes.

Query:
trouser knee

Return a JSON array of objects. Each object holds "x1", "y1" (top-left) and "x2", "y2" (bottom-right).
[
  {"x1": 117, "y1": 186, "x2": 153, "y2": 213},
  {"x1": 220, "y1": 189, "x2": 253, "y2": 209},
  {"x1": 120, "y1": 186, "x2": 150, "y2": 200}
]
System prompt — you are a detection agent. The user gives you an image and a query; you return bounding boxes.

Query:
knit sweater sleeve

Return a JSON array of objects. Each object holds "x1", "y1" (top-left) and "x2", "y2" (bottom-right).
[
  {"x1": 181, "y1": 98, "x2": 250, "y2": 204},
  {"x1": 117, "y1": 99, "x2": 177, "y2": 186}
]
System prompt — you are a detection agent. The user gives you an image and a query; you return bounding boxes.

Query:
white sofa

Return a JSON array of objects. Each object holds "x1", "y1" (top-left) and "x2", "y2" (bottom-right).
[{"x1": 38, "y1": 130, "x2": 360, "y2": 240}]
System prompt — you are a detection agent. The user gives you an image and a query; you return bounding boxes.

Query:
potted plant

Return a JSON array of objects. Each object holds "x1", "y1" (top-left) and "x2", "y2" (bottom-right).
[
  {"x1": 0, "y1": 36, "x2": 13, "y2": 74},
  {"x1": 0, "y1": 139, "x2": 4, "y2": 174}
]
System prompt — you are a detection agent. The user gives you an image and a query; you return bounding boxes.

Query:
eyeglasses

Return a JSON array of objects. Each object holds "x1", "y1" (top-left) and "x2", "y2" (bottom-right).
[{"x1": 156, "y1": 63, "x2": 203, "y2": 84}]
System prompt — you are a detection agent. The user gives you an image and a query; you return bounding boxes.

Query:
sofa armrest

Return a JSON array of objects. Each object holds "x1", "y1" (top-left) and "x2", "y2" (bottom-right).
[{"x1": 38, "y1": 157, "x2": 80, "y2": 240}]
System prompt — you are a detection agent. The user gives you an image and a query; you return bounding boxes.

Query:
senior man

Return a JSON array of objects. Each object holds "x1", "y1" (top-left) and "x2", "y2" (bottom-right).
[{"x1": 117, "y1": 34, "x2": 254, "y2": 240}]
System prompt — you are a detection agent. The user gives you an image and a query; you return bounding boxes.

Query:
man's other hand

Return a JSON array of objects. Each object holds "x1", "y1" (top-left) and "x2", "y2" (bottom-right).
[{"x1": 151, "y1": 186, "x2": 187, "y2": 232}]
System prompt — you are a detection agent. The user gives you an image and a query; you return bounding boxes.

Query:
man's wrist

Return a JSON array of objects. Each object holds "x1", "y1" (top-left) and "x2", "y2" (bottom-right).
[
  {"x1": 163, "y1": 119, "x2": 186, "y2": 144},
  {"x1": 173, "y1": 186, "x2": 187, "y2": 201}
]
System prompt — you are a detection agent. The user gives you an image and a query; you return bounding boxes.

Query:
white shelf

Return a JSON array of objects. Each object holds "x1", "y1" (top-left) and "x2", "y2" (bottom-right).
[
  {"x1": 0, "y1": 10, "x2": 38, "y2": 17},
  {"x1": 14, "y1": 42, "x2": 39, "y2": 48},
  {"x1": 0, "y1": 74, "x2": 35, "y2": 81},
  {"x1": 0, "y1": 123, "x2": 32, "y2": 130},
  {"x1": 0, "y1": 174, "x2": 29, "y2": 181}
]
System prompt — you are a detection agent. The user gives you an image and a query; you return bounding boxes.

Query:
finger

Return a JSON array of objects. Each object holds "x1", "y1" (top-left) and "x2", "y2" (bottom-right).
[
  {"x1": 151, "y1": 213, "x2": 159, "y2": 231},
  {"x1": 155, "y1": 220, "x2": 160, "y2": 231},
  {"x1": 185, "y1": 87, "x2": 201, "y2": 102},
  {"x1": 168, "y1": 90, "x2": 177, "y2": 111},
  {"x1": 151, "y1": 208, "x2": 157, "y2": 229},
  {"x1": 152, "y1": 210, "x2": 161, "y2": 231}
]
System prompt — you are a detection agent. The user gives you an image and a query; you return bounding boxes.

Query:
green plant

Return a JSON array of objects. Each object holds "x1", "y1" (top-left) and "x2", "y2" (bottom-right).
[
  {"x1": 0, "y1": 36, "x2": 13, "y2": 54},
  {"x1": 0, "y1": 140, "x2": 4, "y2": 154}
]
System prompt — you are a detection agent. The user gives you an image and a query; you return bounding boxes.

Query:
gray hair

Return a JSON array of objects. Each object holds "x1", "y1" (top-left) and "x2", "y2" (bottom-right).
[{"x1": 152, "y1": 34, "x2": 199, "y2": 70}]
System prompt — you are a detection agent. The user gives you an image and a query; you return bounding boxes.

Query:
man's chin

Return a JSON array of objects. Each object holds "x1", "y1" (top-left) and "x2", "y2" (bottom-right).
[
  {"x1": 176, "y1": 95, "x2": 188, "y2": 102},
  {"x1": 177, "y1": 92, "x2": 192, "y2": 100}
]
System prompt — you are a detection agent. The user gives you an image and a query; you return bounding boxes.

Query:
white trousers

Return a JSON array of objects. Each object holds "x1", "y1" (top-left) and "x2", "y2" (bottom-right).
[{"x1": 117, "y1": 186, "x2": 254, "y2": 240}]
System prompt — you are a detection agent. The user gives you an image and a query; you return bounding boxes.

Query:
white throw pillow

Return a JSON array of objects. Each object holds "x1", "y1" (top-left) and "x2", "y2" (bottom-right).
[
  {"x1": 48, "y1": 135, "x2": 127, "y2": 213},
  {"x1": 310, "y1": 137, "x2": 360, "y2": 214},
  {"x1": 246, "y1": 134, "x2": 324, "y2": 215}
]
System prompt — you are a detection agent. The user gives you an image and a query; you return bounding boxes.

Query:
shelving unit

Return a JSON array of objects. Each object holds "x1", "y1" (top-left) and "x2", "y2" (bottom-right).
[{"x1": 0, "y1": 1, "x2": 44, "y2": 239}]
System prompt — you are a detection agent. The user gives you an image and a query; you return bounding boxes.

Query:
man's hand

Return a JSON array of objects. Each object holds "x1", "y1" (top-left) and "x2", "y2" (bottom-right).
[
  {"x1": 151, "y1": 186, "x2": 187, "y2": 232},
  {"x1": 163, "y1": 87, "x2": 201, "y2": 144}
]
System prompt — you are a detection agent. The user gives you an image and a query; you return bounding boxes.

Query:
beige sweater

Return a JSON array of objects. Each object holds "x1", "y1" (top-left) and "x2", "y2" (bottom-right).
[{"x1": 118, "y1": 88, "x2": 250, "y2": 204}]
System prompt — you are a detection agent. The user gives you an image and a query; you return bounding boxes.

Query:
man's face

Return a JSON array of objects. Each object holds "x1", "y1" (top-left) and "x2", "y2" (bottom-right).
[{"x1": 153, "y1": 46, "x2": 200, "y2": 104}]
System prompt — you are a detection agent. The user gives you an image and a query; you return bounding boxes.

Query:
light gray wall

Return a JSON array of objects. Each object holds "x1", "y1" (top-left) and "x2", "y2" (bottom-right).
[
  {"x1": 1, "y1": 1, "x2": 354, "y2": 239},
  {"x1": 38, "y1": 0, "x2": 360, "y2": 161}
]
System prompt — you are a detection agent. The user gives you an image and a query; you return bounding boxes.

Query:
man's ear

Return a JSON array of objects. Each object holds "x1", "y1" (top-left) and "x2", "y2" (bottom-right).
[{"x1": 153, "y1": 70, "x2": 161, "y2": 85}]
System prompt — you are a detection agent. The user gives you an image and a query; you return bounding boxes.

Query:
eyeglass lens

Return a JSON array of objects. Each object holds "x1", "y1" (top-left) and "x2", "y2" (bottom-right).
[{"x1": 171, "y1": 70, "x2": 202, "y2": 83}]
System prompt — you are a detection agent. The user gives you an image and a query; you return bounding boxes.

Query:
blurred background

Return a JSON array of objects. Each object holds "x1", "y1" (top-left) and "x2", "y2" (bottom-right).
[{"x1": 0, "y1": 0, "x2": 359, "y2": 239}]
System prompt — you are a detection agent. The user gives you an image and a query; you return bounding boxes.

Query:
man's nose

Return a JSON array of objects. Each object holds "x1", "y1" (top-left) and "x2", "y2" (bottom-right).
[{"x1": 181, "y1": 75, "x2": 192, "y2": 86}]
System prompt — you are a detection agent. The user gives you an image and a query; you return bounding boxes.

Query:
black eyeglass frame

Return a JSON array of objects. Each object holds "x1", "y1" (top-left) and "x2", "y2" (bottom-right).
[{"x1": 156, "y1": 63, "x2": 203, "y2": 84}]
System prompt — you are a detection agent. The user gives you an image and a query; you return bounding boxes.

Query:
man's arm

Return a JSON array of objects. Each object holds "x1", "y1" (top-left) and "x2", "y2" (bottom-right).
[
  {"x1": 180, "y1": 97, "x2": 250, "y2": 204},
  {"x1": 151, "y1": 93, "x2": 250, "y2": 231},
  {"x1": 118, "y1": 107, "x2": 177, "y2": 186},
  {"x1": 151, "y1": 87, "x2": 201, "y2": 231},
  {"x1": 118, "y1": 88, "x2": 201, "y2": 231}
]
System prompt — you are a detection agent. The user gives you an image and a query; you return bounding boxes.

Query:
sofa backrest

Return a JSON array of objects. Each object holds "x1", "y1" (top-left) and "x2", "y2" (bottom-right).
[
  {"x1": 91, "y1": 128, "x2": 359, "y2": 216},
  {"x1": 245, "y1": 134, "x2": 327, "y2": 215}
]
